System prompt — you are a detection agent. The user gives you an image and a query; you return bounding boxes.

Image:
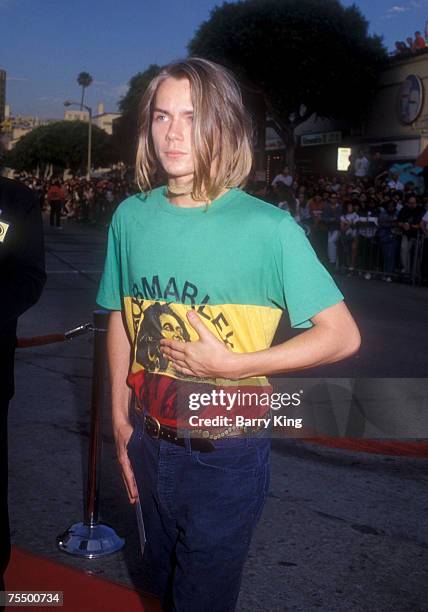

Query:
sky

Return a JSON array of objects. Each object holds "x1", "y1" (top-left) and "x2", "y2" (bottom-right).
[{"x1": 1, "y1": 0, "x2": 428, "y2": 119}]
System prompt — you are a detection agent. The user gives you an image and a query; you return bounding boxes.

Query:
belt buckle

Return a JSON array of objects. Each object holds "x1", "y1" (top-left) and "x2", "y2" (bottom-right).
[{"x1": 147, "y1": 415, "x2": 161, "y2": 439}]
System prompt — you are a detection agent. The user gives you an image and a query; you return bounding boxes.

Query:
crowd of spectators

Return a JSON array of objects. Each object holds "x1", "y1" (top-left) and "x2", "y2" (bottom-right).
[
  {"x1": 248, "y1": 152, "x2": 428, "y2": 286},
  {"x1": 394, "y1": 29, "x2": 428, "y2": 56},
  {"x1": 15, "y1": 151, "x2": 428, "y2": 287},
  {"x1": 18, "y1": 175, "x2": 135, "y2": 229}
]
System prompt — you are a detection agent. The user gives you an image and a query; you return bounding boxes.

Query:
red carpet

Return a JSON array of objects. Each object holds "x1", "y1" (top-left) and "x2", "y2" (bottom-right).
[
  {"x1": 303, "y1": 437, "x2": 428, "y2": 457},
  {"x1": 4, "y1": 547, "x2": 161, "y2": 611}
]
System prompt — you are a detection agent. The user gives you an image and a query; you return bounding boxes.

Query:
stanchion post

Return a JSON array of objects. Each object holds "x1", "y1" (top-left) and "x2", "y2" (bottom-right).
[
  {"x1": 85, "y1": 310, "x2": 107, "y2": 527},
  {"x1": 57, "y1": 309, "x2": 125, "y2": 558}
]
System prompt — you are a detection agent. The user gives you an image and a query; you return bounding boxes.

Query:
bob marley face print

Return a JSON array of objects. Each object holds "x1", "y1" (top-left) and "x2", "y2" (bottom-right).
[
  {"x1": 135, "y1": 302, "x2": 190, "y2": 373},
  {"x1": 159, "y1": 312, "x2": 187, "y2": 341}
]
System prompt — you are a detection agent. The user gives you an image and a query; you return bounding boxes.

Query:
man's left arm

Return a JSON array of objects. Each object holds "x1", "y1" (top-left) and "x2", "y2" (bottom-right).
[
  {"x1": 226, "y1": 301, "x2": 360, "y2": 378},
  {"x1": 160, "y1": 302, "x2": 360, "y2": 379}
]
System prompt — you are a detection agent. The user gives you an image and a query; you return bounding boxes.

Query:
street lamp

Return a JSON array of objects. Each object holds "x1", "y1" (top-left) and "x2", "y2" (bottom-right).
[{"x1": 64, "y1": 100, "x2": 92, "y2": 180}]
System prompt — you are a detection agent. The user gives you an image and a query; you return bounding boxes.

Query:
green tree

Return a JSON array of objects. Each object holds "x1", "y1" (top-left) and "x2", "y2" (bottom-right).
[
  {"x1": 113, "y1": 64, "x2": 162, "y2": 164},
  {"x1": 188, "y1": 0, "x2": 387, "y2": 167},
  {"x1": 77, "y1": 71, "x2": 93, "y2": 110},
  {"x1": 6, "y1": 121, "x2": 117, "y2": 175}
]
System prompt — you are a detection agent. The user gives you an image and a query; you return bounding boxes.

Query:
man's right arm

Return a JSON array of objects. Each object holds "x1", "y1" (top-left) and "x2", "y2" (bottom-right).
[{"x1": 107, "y1": 310, "x2": 138, "y2": 504}]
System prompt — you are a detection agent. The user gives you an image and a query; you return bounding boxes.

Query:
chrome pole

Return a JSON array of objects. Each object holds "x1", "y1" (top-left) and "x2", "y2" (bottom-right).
[
  {"x1": 57, "y1": 310, "x2": 125, "y2": 558},
  {"x1": 85, "y1": 309, "x2": 105, "y2": 527}
]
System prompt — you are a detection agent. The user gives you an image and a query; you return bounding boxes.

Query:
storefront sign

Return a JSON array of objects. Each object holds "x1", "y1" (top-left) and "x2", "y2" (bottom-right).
[{"x1": 301, "y1": 131, "x2": 342, "y2": 147}]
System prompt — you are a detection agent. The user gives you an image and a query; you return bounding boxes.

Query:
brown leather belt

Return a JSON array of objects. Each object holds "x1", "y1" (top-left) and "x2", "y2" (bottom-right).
[{"x1": 144, "y1": 415, "x2": 215, "y2": 452}]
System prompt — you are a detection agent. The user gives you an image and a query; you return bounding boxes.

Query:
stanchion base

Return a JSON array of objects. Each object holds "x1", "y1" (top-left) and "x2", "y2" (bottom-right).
[{"x1": 57, "y1": 522, "x2": 125, "y2": 558}]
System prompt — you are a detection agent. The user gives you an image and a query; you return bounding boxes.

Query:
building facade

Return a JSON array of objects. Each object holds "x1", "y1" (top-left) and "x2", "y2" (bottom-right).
[
  {"x1": 266, "y1": 50, "x2": 428, "y2": 177},
  {"x1": 64, "y1": 102, "x2": 121, "y2": 135},
  {"x1": 64, "y1": 109, "x2": 89, "y2": 122},
  {"x1": 1, "y1": 112, "x2": 56, "y2": 151},
  {"x1": 362, "y1": 51, "x2": 428, "y2": 161},
  {"x1": 93, "y1": 111, "x2": 121, "y2": 135}
]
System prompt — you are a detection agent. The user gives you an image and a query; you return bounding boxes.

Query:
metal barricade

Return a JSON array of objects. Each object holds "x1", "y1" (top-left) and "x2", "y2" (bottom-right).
[
  {"x1": 337, "y1": 229, "x2": 426, "y2": 285},
  {"x1": 411, "y1": 232, "x2": 426, "y2": 285}
]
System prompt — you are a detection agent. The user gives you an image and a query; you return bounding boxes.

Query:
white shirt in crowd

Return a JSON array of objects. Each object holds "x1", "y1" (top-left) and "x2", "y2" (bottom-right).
[
  {"x1": 272, "y1": 173, "x2": 293, "y2": 188},
  {"x1": 340, "y1": 212, "x2": 359, "y2": 238},
  {"x1": 277, "y1": 200, "x2": 289, "y2": 211},
  {"x1": 354, "y1": 156, "x2": 370, "y2": 178},
  {"x1": 357, "y1": 212, "x2": 378, "y2": 238},
  {"x1": 387, "y1": 179, "x2": 404, "y2": 191}
]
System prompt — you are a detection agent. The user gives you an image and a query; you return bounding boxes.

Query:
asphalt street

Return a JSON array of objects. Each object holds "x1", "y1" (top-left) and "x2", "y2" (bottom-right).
[{"x1": 8, "y1": 214, "x2": 428, "y2": 611}]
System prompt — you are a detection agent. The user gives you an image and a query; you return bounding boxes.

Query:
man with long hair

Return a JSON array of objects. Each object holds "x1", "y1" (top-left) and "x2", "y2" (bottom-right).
[{"x1": 97, "y1": 57, "x2": 360, "y2": 611}]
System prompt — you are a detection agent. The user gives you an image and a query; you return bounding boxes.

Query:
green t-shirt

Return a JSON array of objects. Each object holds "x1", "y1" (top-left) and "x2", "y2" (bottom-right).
[{"x1": 96, "y1": 186, "x2": 343, "y2": 423}]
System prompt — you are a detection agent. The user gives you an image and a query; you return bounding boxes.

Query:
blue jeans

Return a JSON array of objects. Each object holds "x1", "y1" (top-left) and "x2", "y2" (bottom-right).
[{"x1": 127, "y1": 415, "x2": 271, "y2": 611}]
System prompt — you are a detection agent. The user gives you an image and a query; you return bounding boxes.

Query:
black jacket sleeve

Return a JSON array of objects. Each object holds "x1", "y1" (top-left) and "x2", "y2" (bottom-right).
[{"x1": 0, "y1": 178, "x2": 46, "y2": 331}]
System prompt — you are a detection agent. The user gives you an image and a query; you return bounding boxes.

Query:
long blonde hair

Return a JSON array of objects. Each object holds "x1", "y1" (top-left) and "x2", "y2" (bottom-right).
[{"x1": 135, "y1": 57, "x2": 253, "y2": 202}]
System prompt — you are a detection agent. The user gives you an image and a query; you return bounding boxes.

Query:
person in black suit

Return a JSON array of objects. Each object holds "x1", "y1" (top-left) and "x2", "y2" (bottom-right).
[{"x1": 0, "y1": 173, "x2": 46, "y2": 593}]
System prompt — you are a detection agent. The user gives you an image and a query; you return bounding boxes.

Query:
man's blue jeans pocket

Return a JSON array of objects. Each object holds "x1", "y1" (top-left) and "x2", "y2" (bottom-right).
[{"x1": 194, "y1": 438, "x2": 268, "y2": 473}]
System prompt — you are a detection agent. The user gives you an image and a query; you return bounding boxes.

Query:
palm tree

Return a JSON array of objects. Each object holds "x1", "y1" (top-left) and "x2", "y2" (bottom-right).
[{"x1": 77, "y1": 72, "x2": 93, "y2": 110}]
